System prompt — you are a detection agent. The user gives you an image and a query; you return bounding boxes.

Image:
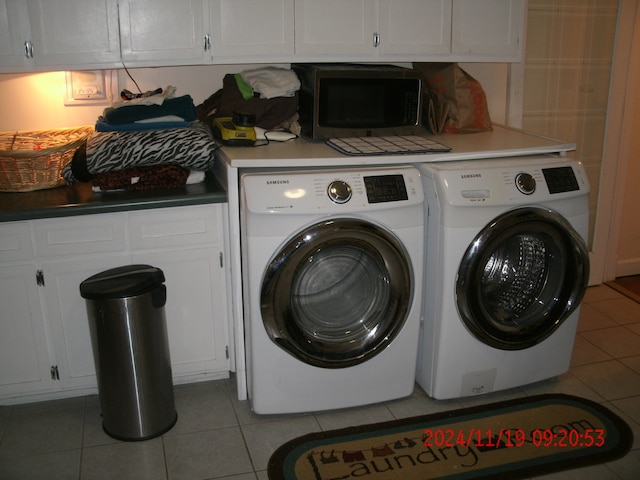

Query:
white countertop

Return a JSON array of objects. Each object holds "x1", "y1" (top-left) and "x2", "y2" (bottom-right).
[{"x1": 217, "y1": 124, "x2": 576, "y2": 169}]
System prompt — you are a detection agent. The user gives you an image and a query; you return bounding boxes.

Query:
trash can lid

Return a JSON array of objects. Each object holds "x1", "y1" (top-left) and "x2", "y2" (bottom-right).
[{"x1": 80, "y1": 264, "x2": 165, "y2": 300}]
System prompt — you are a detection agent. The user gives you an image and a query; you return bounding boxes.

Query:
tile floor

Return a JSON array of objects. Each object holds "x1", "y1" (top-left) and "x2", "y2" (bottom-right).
[{"x1": 1, "y1": 284, "x2": 639, "y2": 479}]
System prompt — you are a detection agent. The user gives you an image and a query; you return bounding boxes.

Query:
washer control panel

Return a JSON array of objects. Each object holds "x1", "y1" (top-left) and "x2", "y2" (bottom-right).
[{"x1": 243, "y1": 166, "x2": 423, "y2": 213}]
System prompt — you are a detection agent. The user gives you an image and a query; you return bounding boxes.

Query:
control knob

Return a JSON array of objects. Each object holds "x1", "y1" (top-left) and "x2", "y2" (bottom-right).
[
  {"x1": 327, "y1": 180, "x2": 352, "y2": 204},
  {"x1": 515, "y1": 172, "x2": 536, "y2": 195}
]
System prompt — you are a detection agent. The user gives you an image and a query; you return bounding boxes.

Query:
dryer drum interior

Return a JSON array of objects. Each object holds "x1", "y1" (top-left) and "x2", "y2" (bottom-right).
[
  {"x1": 456, "y1": 207, "x2": 589, "y2": 350},
  {"x1": 260, "y1": 218, "x2": 413, "y2": 369}
]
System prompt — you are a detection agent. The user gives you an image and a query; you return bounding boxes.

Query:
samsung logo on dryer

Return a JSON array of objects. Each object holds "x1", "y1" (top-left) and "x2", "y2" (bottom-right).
[
  {"x1": 460, "y1": 173, "x2": 482, "y2": 179},
  {"x1": 266, "y1": 180, "x2": 290, "y2": 185}
]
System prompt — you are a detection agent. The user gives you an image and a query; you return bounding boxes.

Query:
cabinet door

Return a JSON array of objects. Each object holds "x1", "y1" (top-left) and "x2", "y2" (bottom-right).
[
  {"x1": 210, "y1": 0, "x2": 294, "y2": 59},
  {"x1": 119, "y1": 0, "x2": 210, "y2": 66},
  {"x1": 0, "y1": 0, "x2": 31, "y2": 69},
  {"x1": 294, "y1": 0, "x2": 376, "y2": 55},
  {"x1": 378, "y1": 0, "x2": 451, "y2": 55},
  {"x1": 26, "y1": 0, "x2": 120, "y2": 68},
  {"x1": 42, "y1": 255, "x2": 131, "y2": 390},
  {"x1": 452, "y1": 0, "x2": 525, "y2": 61},
  {"x1": 129, "y1": 204, "x2": 230, "y2": 378},
  {"x1": 0, "y1": 264, "x2": 53, "y2": 397},
  {"x1": 133, "y1": 248, "x2": 230, "y2": 378}
]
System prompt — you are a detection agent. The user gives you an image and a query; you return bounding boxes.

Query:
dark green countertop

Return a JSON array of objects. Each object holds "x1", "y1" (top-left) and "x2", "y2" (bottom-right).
[{"x1": 0, "y1": 173, "x2": 227, "y2": 223}]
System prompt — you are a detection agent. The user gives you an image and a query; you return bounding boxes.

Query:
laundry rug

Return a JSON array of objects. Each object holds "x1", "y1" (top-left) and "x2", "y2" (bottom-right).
[
  {"x1": 268, "y1": 394, "x2": 632, "y2": 480},
  {"x1": 607, "y1": 275, "x2": 640, "y2": 304}
]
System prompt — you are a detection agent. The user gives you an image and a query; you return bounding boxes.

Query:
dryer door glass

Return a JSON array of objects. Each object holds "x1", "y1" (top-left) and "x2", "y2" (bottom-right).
[
  {"x1": 261, "y1": 218, "x2": 413, "y2": 368},
  {"x1": 456, "y1": 207, "x2": 589, "y2": 350}
]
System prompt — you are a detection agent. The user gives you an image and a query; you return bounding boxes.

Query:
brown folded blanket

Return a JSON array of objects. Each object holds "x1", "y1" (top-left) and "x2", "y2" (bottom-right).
[{"x1": 91, "y1": 165, "x2": 190, "y2": 192}]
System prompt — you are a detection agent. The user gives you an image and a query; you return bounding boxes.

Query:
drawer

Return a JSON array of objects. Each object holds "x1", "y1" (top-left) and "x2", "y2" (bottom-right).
[
  {"x1": 33, "y1": 213, "x2": 126, "y2": 257},
  {"x1": 128, "y1": 204, "x2": 223, "y2": 251},
  {"x1": 0, "y1": 221, "x2": 34, "y2": 263}
]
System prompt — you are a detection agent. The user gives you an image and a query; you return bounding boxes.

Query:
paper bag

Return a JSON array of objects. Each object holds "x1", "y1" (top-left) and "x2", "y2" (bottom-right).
[{"x1": 413, "y1": 63, "x2": 492, "y2": 134}]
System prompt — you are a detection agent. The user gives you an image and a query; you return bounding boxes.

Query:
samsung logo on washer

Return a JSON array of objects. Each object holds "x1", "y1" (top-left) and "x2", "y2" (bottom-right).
[
  {"x1": 461, "y1": 174, "x2": 482, "y2": 179},
  {"x1": 266, "y1": 180, "x2": 290, "y2": 185}
]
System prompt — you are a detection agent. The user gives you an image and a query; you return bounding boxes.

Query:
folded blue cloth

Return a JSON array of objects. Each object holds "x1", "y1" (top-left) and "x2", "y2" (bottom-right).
[
  {"x1": 96, "y1": 120, "x2": 189, "y2": 132},
  {"x1": 103, "y1": 95, "x2": 197, "y2": 125}
]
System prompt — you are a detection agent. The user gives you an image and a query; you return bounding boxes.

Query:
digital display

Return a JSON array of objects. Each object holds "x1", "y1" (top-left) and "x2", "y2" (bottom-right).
[
  {"x1": 363, "y1": 175, "x2": 408, "y2": 203},
  {"x1": 542, "y1": 166, "x2": 580, "y2": 194}
]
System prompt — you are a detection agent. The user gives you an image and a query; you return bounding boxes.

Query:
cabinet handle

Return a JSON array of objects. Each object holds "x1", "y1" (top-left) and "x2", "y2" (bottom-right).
[
  {"x1": 24, "y1": 41, "x2": 35, "y2": 58},
  {"x1": 373, "y1": 32, "x2": 380, "y2": 48},
  {"x1": 203, "y1": 34, "x2": 211, "y2": 52}
]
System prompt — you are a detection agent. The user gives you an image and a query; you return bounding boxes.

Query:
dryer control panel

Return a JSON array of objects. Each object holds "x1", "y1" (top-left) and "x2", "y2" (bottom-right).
[{"x1": 427, "y1": 156, "x2": 589, "y2": 207}]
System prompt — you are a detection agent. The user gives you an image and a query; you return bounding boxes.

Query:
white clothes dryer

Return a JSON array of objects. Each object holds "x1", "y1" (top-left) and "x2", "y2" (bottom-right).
[
  {"x1": 415, "y1": 156, "x2": 589, "y2": 400},
  {"x1": 241, "y1": 166, "x2": 424, "y2": 414}
]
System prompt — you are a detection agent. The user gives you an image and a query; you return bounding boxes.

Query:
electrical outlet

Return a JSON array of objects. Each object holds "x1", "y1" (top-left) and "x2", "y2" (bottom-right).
[{"x1": 64, "y1": 70, "x2": 111, "y2": 106}]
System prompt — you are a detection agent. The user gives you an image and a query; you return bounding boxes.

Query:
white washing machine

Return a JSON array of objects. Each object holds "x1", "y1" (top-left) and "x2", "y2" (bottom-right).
[
  {"x1": 415, "y1": 155, "x2": 590, "y2": 400},
  {"x1": 240, "y1": 166, "x2": 424, "y2": 414}
]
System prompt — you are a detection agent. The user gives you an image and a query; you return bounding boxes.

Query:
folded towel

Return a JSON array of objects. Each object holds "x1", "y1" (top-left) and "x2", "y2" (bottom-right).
[
  {"x1": 96, "y1": 119, "x2": 189, "y2": 132},
  {"x1": 63, "y1": 121, "x2": 219, "y2": 184},
  {"x1": 103, "y1": 95, "x2": 197, "y2": 125},
  {"x1": 186, "y1": 170, "x2": 206, "y2": 184},
  {"x1": 240, "y1": 67, "x2": 300, "y2": 99},
  {"x1": 91, "y1": 164, "x2": 191, "y2": 192}
]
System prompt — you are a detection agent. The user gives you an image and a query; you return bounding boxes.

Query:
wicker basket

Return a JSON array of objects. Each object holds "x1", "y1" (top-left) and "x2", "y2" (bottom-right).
[{"x1": 0, "y1": 126, "x2": 94, "y2": 192}]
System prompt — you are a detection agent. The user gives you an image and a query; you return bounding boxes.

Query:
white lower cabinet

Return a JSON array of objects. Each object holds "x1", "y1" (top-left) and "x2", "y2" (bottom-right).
[
  {"x1": 0, "y1": 264, "x2": 52, "y2": 397},
  {"x1": 0, "y1": 204, "x2": 231, "y2": 403},
  {"x1": 42, "y1": 255, "x2": 131, "y2": 391},
  {"x1": 132, "y1": 248, "x2": 229, "y2": 377}
]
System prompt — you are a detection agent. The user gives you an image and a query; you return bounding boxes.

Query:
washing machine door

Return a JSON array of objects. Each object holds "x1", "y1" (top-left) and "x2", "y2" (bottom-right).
[
  {"x1": 456, "y1": 206, "x2": 589, "y2": 350},
  {"x1": 261, "y1": 218, "x2": 413, "y2": 368}
]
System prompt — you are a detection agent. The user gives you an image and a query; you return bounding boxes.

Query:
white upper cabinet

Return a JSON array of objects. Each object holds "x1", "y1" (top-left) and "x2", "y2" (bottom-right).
[
  {"x1": 294, "y1": 0, "x2": 376, "y2": 55},
  {"x1": 294, "y1": 0, "x2": 452, "y2": 58},
  {"x1": 452, "y1": 0, "x2": 525, "y2": 61},
  {"x1": 0, "y1": 0, "x2": 30, "y2": 69},
  {"x1": 119, "y1": 0, "x2": 294, "y2": 66},
  {"x1": 0, "y1": 0, "x2": 120, "y2": 71},
  {"x1": 377, "y1": 0, "x2": 452, "y2": 55},
  {"x1": 209, "y1": 0, "x2": 294, "y2": 59},
  {"x1": 118, "y1": 0, "x2": 210, "y2": 66},
  {"x1": 26, "y1": 0, "x2": 121, "y2": 67},
  {"x1": 294, "y1": 0, "x2": 525, "y2": 62},
  {"x1": 0, "y1": 0, "x2": 526, "y2": 72}
]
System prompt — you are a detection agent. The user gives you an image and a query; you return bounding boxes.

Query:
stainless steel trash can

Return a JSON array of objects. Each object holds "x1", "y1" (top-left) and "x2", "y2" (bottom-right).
[{"x1": 80, "y1": 264, "x2": 177, "y2": 441}]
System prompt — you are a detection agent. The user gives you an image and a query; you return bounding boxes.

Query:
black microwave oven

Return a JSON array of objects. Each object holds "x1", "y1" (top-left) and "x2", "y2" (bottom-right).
[{"x1": 292, "y1": 63, "x2": 423, "y2": 140}]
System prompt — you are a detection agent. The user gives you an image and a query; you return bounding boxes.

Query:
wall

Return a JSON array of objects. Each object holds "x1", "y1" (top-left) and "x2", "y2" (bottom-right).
[
  {"x1": 0, "y1": 63, "x2": 508, "y2": 132},
  {"x1": 521, "y1": 0, "x2": 618, "y2": 252}
]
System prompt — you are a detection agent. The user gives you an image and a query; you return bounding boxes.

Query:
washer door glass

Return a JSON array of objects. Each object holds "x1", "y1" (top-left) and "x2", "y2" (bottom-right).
[
  {"x1": 261, "y1": 218, "x2": 413, "y2": 368},
  {"x1": 456, "y1": 207, "x2": 589, "y2": 350}
]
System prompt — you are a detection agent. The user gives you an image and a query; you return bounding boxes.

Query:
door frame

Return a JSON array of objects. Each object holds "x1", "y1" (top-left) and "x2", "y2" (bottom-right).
[{"x1": 596, "y1": 0, "x2": 640, "y2": 282}]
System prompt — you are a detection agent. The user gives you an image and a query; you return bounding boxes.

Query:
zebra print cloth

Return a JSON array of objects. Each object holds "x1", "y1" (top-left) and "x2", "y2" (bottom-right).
[{"x1": 63, "y1": 121, "x2": 220, "y2": 183}]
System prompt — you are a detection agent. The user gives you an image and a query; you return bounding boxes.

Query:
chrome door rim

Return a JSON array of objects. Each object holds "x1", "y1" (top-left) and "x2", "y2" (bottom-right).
[
  {"x1": 456, "y1": 207, "x2": 589, "y2": 350},
  {"x1": 260, "y1": 218, "x2": 413, "y2": 368}
]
